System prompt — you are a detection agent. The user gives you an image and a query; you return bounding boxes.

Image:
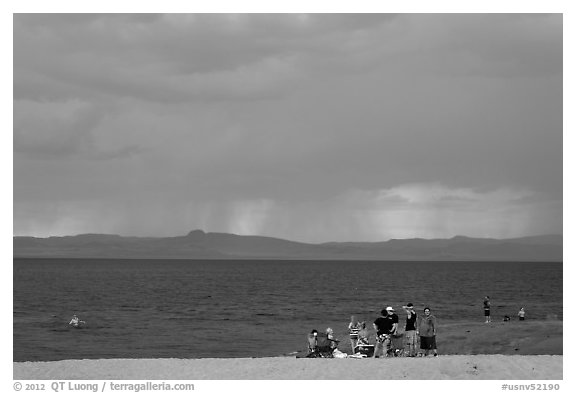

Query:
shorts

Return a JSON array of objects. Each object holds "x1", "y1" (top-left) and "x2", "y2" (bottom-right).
[
  {"x1": 374, "y1": 335, "x2": 392, "y2": 357},
  {"x1": 420, "y1": 336, "x2": 437, "y2": 350},
  {"x1": 519, "y1": 316, "x2": 525, "y2": 321},
  {"x1": 484, "y1": 309, "x2": 490, "y2": 316},
  {"x1": 404, "y1": 330, "x2": 417, "y2": 345}
]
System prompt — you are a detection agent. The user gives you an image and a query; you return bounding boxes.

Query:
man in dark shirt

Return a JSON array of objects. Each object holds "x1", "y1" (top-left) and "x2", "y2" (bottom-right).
[
  {"x1": 373, "y1": 306, "x2": 398, "y2": 358},
  {"x1": 402, "y1": 303, "x2": 418, "y2": 357}
]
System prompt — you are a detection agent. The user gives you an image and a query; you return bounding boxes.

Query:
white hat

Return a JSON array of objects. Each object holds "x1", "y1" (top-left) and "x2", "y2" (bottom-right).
[{"x1": 386, "y1": 306, "x2": 394, "y2": 311}]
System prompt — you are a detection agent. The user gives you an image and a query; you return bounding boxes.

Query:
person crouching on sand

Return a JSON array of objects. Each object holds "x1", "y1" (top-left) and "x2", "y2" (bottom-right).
[
  {"x1": 348, "y1": 315, "x2": 361, "y2": 353},
  {"x1": 417, "y1": 307, "x2": 437, "y2": 357}
]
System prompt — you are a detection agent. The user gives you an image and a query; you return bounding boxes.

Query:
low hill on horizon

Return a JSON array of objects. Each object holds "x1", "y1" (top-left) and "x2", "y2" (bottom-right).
[{"x1": 13, "y1": 231, "x2": 562, "y2": 261}]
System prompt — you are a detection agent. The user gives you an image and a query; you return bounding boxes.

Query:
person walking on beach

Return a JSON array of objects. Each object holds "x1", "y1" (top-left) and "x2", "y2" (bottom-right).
[
  {"x1": 518, "y1": 307, "x2": 526, "y2": 321},
  {"x1": 348, "y1": 315, "x2": 362, "y2": 353},
  {"x1": 417, "y1": 307, "x2": 437, "y2": 357},
  {"x1": 373, "y1": 306, "x2": 398, "y2": 358},
  {"x1": 402, "y1": 303, "x2": 418, "y2": 357},
  {"x1": 483, "y1": 296, "x2": 491, "y2": 323}
]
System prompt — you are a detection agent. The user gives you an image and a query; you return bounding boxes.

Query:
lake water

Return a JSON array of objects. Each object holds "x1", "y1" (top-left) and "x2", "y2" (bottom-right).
[{"x1": 13, "y1": 259, "x2": 562, "y2": 361}]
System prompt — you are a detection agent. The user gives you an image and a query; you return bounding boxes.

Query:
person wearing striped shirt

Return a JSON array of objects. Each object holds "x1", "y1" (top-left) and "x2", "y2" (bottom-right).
[{"x1": 348, "y1": 315, "x2": 362, "y2": 353}]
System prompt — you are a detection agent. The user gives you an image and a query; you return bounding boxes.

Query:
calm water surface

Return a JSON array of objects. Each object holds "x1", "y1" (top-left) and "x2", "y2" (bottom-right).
[{"x1": 13, "y1": 259, "x2": 562, "y2": 361}]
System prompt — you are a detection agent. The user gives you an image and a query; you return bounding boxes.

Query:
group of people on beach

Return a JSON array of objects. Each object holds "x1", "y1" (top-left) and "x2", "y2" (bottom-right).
[
  {"x1": 345, "y1": 303, "x2": 438, "y2": 358},
  {"x1": 330, "y1": 297, "x2": 527, "y2": 359}
]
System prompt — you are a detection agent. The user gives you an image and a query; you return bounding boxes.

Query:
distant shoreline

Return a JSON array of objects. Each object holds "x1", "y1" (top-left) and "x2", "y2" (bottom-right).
[
  {"x1": 13, "y1": 232, "x2": 563, "y2": 262},
  {"x1": 13, "y1": 257, "x2": 564, "y2": 262}
]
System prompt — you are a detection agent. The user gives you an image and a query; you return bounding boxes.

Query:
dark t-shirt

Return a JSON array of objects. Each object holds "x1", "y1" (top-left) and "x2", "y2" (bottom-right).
[
  {"x1": 405, "y1": 311, "x2": 417, "y2": 331},
  {"x1": 374, "y1": 314, "x2": 399, "y2": 335}
]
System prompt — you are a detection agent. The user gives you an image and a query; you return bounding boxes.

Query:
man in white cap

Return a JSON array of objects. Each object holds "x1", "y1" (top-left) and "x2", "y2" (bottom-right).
[{"x1": 372, "y1": 306, "x2": 398, "y2": 358}]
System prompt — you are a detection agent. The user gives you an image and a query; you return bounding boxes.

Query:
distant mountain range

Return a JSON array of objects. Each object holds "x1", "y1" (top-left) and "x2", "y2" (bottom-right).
[{"x1": 13, "y1": 230, "x2": 562, "y2": 261}]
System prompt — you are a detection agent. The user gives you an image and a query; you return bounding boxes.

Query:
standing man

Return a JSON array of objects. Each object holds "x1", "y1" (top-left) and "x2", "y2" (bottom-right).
[
  {"x1": 418, "y1": 307, "x2": 438, "y2": 357},
  {"x1": 373, "y1": 306, "x2": 398, "y2": 358},
  {"x1": 402, "y1": 303, "x2": 418, "y2": 357},
  {"x1": 483, "y1": 296, "x2": 491, "y2": 323}
]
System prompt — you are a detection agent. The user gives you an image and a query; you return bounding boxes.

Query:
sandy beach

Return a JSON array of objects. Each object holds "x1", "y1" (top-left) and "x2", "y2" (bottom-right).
[
  {"x1": 14, "y1": 320, "x2": 563, "y2": 380},
  {"x1": 14, "y1": 355, "x2": 562, "y2": 380}
]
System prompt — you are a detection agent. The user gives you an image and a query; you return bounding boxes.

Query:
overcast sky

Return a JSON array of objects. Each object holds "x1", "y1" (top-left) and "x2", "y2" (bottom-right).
[{"x1": 13, "y1": 13, "x2": 562, "y2": 242}]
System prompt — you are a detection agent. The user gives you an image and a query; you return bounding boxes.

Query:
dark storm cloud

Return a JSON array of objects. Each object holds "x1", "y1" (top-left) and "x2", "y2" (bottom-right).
[
  {"x1": 13, "y1": 14, "x2": 396, "y2": 103},
  {"x1": 13, "y1": 13, "x2": 562, "y2": 241}
]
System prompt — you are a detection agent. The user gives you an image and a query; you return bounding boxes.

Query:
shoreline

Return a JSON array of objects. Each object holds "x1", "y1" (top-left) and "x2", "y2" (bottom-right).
[
  {"x1": 14, "y1": 355, "x2": 563, "y2": 380},
  {"x1": 13, "y1": 319, "x2": 563, "y2": 364},
  {"x1": 13, "y1": 321, "x2": 563, "y2": 380}
]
